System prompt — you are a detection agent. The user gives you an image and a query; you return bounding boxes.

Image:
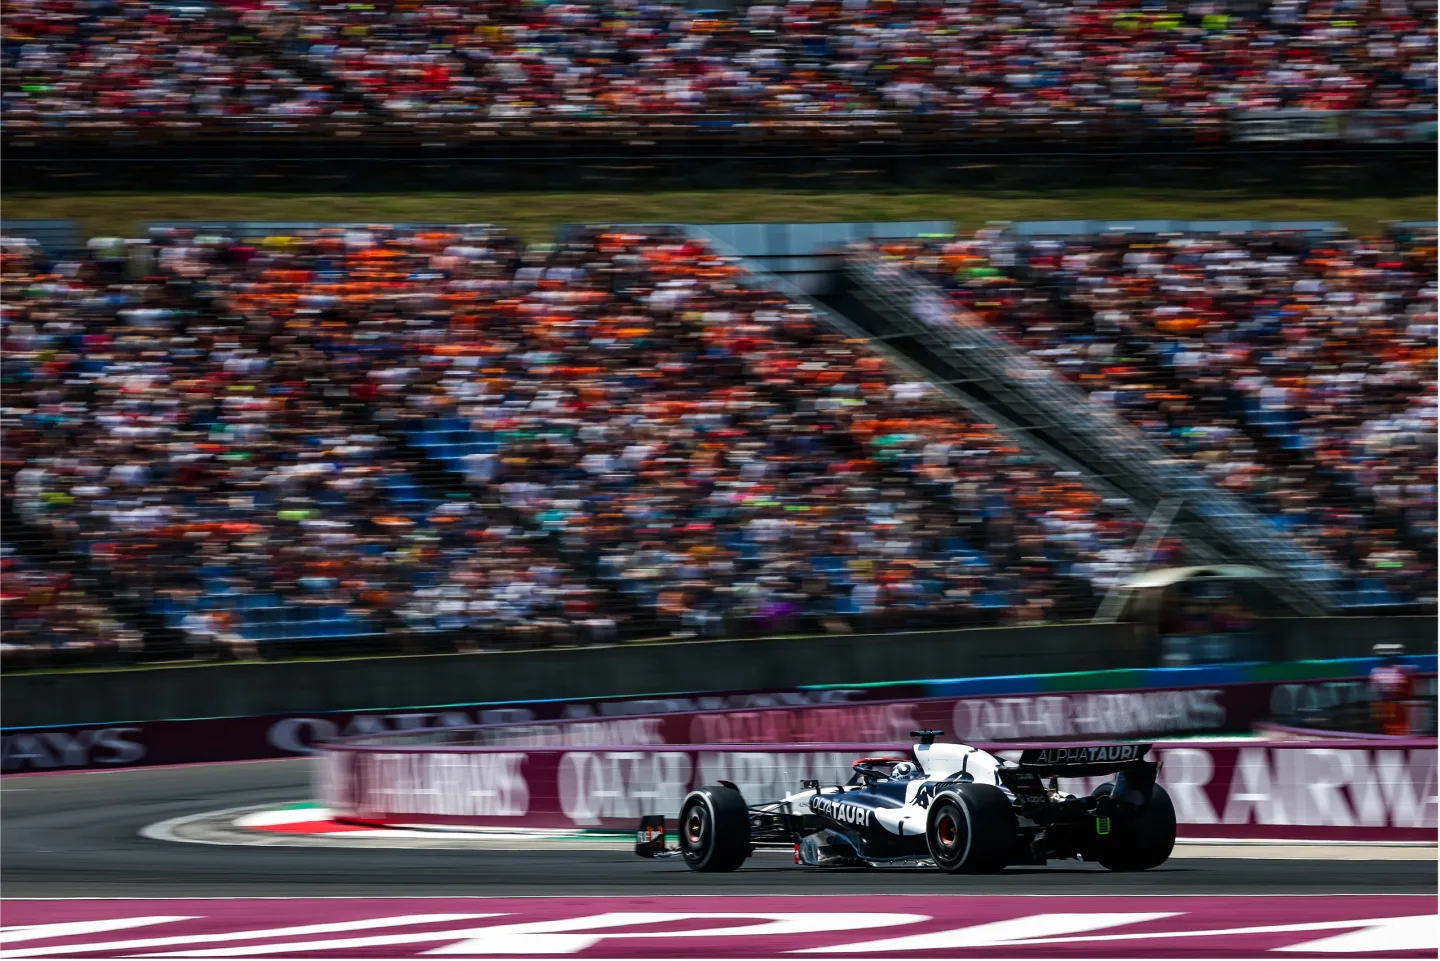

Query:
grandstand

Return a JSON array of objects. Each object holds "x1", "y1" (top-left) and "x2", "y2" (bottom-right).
[
  {"x1": 2, "y1": 217, "x2": 1433, "y2": 669},
  {"x1": 3, "y1": 0, "x2": 1434, "y2": 191},
  {"x1": 5, "y1": 0, "x2": 1434, "y2": 123},
  {"x1": 837, "y1": 223, "x2": 1436, "y2": 613},
  {"x1": 1, "y1": 0, "x2": 1436, "y2": 670},
  {"x1": 2, "y1": 221, "x2": 1156, "y2": 664}
]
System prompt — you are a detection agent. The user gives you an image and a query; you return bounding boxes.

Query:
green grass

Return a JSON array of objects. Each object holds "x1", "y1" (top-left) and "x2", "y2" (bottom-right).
[{"x1": 4, "y1": 189, "x2": 1434, "y2": 241}]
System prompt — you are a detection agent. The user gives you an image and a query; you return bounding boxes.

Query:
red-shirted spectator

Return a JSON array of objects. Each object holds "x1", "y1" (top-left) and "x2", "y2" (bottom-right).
[{"x1": 1369, "y1": 642, "x2": 1419, "y2": 735}]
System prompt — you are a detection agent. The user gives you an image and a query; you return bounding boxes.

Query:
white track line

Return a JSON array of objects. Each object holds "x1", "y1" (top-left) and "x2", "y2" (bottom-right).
[
  {"x1": 141, "y1": 804, "x2": 291, "y2": 848},
  {"x1": 141, "y1": 803, "x2": 1440, "y2": 860}
]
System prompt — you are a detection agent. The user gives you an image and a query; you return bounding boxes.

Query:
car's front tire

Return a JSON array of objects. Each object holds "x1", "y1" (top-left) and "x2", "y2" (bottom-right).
[
  {"x1": 677, "y1": 785, "x2": 751, "y2": 872},
  {"x1": 926, "y1": 783, "x2": 1015, "y2": 874},
  {"x1": 1089, "y1": 781, "x2": 1176, "y2": 871}
]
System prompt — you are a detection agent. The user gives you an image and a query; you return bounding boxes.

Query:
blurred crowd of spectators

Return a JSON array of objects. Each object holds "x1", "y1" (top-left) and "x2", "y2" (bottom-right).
[
  {"x1": 364, "y1": 225, "x2": 1148, "y2": 633},
  {"x1": 1, "y1": 0, "x2": 349, "y2": 125},
  {"x1": 0, "y1": 544, "x2": 144, "y2": 669},
  {"x1": 858, "y1": 224, "x2": 1437, "y2": 607},
  {"x1": 3, "y1": 227, "x2": 619, "y2": 659},
  {"x1": 4, "y1": 0, "x2": 1435, "y2": 126},
  {"x1": 3, "y1": 223, "x2": 1153, "y2": 662}
]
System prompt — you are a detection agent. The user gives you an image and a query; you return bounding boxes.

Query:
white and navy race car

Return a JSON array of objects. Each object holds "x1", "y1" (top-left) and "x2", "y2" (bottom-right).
[{"x1": 636, "y1": 731, "x2": 1175, "y2": 874}]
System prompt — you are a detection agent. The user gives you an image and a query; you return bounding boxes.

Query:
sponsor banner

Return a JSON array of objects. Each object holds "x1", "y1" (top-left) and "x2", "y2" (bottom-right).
[
  {"x1": 386, "y1": 669, "x2": 1434, "y2": 751},
  {"x1": 1231, "y1": 109, "x2": 1435, "y2": 144},
  {"x1": 3, "y1": 667, "x2": 1432, "y2": 774},
  {"x1": 0, "y1": 687, "x2": 885, "y2": 774},
  {"x1": 1233, "y1": 109, "x2": 1345, "y2": 142},
  {"x1": 1146, "y1": 742, "x2": 1436, "y2": 841},
  {"x1": 1342, "y1": 111, "x2": 1438, "y2": 144},
  {"x1": 0, "y1": 896, "x2": 1432, "y2": 958},
  {"x1": 589, "y1": 682, "x2": 1294, "y2": 746},
  {"x1": 320, "y1": 740, "x2": 1438, "y2": 842}
]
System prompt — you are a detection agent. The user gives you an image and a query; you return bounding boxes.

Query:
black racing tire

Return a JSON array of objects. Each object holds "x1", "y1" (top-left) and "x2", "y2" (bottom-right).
[
  {"x1": 677, "y1": 785, "x2": 751, "y2": 872},
  {"x1": 926, "y1": 783, "x2": 1015, "y2": 874},
  {"x1": 1090, "y1": 781, "x2": 1177, "y2": 871}
]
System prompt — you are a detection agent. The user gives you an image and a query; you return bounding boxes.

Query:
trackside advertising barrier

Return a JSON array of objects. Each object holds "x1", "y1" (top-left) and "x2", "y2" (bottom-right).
[
  {"x1": 4, "y1": 665, "x2": 1435, "y2": 772},
  {"x1": 317, "y1": 739, "x2": 1437, "y2": 843}
]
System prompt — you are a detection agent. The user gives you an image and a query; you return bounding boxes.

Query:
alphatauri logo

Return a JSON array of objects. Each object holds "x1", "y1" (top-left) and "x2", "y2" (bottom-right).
[
  {"x1": 1025, "y1": 744, "x2": 1146, "y2": 766},
  {"x1": 810, "y1": 794, "x2": 873, "y2": 827}
]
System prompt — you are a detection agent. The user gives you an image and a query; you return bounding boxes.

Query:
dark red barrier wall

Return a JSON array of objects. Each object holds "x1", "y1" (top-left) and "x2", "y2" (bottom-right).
[{"x1": 318, "y1": 739, "x2": 1437, "y2": 842}]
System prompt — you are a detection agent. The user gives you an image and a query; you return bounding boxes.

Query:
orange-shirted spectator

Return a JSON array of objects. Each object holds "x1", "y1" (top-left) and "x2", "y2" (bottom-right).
[{"x1": 4, "y1": 222, "x2": 1166, "y2": 656}]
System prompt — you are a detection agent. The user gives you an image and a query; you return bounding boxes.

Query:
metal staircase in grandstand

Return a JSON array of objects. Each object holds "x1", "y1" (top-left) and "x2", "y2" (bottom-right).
[
  {"x1": 684, "y1": 225, "x2": 1202, "y2": 614},
  {"x1": 836, "y1": 251, "x2": 1342, "y2": 616}
]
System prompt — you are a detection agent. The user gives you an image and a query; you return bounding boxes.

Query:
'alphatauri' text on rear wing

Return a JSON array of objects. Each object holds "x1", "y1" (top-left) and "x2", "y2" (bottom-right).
[{"x1": 1015, "y1": 743, "x2": 1153, "y2": 777}]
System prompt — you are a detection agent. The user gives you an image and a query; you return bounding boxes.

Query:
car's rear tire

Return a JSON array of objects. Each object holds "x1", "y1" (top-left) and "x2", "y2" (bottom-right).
[
  {"x1": 677, "y1": 785, "x2": 751, "y2": 872},
  {"x1": 926, "y1": 783, "x2": 1015, "y2": 874},
  {"x1": 1090, "y1": 781, "x2": 1176, "y2": 871}
]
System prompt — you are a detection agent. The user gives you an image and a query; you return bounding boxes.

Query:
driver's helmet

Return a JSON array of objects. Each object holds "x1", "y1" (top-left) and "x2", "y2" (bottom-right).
[
  {"x1": 890, "y1": 761, "x2": 919, "y2": 778},
  {"x1": 851, "y1": 756, "x2": 906, "y2": 779}
]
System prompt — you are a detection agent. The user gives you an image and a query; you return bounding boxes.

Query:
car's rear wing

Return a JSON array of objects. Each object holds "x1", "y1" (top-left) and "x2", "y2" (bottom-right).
[{"x1": 1014, "y1": 743, "x2": 1152, "y2": 777}]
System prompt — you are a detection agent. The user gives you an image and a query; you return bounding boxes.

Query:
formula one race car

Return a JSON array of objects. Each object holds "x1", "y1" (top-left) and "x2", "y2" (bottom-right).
[{"x1": 635, "y1": 732, "x2": 1175, "y2": 873}]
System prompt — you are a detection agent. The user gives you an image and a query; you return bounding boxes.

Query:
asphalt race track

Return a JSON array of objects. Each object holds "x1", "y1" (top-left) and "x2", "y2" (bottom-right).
[{"x1": 2, "y1": 760, "x2": 1435, "y2": 898}]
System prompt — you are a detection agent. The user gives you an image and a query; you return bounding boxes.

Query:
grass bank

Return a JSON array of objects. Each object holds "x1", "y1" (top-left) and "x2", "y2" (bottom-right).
[{"x1": 5, "y1": 189, "x2": 1434, "y2": 241}]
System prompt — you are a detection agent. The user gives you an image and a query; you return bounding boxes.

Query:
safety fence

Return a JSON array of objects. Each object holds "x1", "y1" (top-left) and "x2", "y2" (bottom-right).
[
  {"x1": 7, "y1": 127, "x2": 1427, "y2": 192},
  {"x1": 317, "y1": 738, "x2": 1437, "y2": 843},
  {"x1": 3, "y1": 110, "x2": 1433, "y2": 145}
]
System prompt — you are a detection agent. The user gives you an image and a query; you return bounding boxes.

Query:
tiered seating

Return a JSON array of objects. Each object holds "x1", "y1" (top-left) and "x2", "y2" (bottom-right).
[
  {"x1": 1, "y1": 225, "x2": 608, "y2": 655},
  {"x1": 366, "y1": 226, "x2": 1148, "y2": 633},
  {"x1": 0, "y1": 545, "x2": 141, "y2": 668},
  {"x1": 3, "y1": 223, "x2": 1161, "y2": 657},
  {"x1": 3, "y1": 0, "x2": 1434, "y2": 125},
  {"x1": 271, "y1": 0, "x2": 1438, "y2": 119},
  {"x1": 860, "y1": 225, "x2": 1437, "y2": 609},
  {"x1": 1, "y1": 0, "x2": 343, "y2": 124}
]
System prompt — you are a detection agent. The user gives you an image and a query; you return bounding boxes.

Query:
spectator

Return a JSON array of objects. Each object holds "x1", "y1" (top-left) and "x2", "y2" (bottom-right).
[
  {"x1": 857, "y1": 224, "x2": 1438, "y2": 608},
  {"x1": 3, "y1": 223, "x2": 1154, "y2": 659},
  {"x1": 0, "y1": 546, "x2": 142, "y2": 669},
  {"x1": 3, "y1": 0, "x2": 1434, "y2": 126},
  {"x1": 2, "y1": 0, "x2": 345, "y2": 126}
]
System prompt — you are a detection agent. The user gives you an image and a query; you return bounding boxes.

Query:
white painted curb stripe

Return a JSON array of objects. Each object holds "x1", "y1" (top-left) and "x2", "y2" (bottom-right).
[{"x1": 233, "y1": 808, "x2": 334, "y2": 828}]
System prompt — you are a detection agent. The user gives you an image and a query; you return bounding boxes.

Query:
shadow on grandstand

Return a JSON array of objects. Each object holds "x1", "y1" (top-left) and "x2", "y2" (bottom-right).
[{"x1": 2, "y1": 121, "x2": 1433, "y2": 196}]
